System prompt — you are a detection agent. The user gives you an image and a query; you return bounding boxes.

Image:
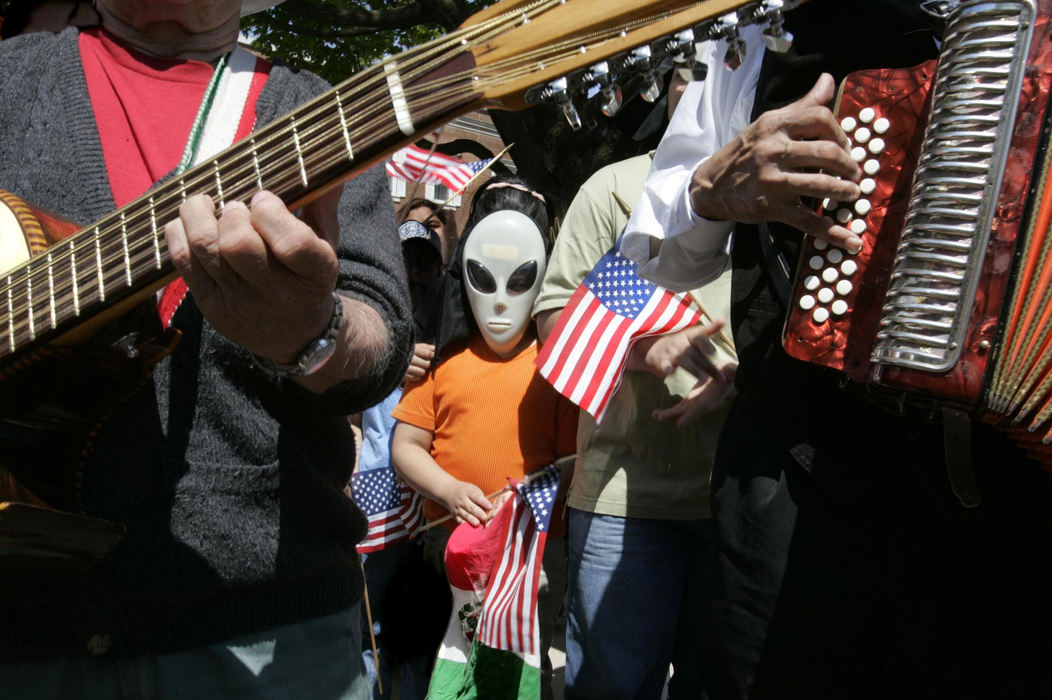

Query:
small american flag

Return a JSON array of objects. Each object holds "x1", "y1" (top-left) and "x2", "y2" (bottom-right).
[
  {"x1": 476, "y1": 464, "x2": 560, "y2": 656},
  {"x1": 386, "y1": 143, "x2": 491, "y2": 191},
  {"x1": 350, "y1": 466, "x2": 424, "y2": 554},
  {"x1": 536, "y1": 239, "x2": 702, "y2": 422}
]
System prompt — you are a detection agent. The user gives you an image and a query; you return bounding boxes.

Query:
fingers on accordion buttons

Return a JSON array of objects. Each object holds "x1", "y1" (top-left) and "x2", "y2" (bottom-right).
[
  {"x1": 841, "y1": 259, "x2": 858, "y2": 276},
  {"x1": 817, "y1": 287, "x2": 835, "y2": 304},
  {"x1": 831, "y1": 299, "x2": 848, "y2": 316},
  {"x1": 813, "y1": 306, "x2": 830, "y2": 324},
  {"x1": 804, "y1": 274, "x2": 821, "y2": 291},
  {"x1": 799, "y1": 294, "x2": 817, "y2": 310},
  {"x1": 859, "y1": 107, "x2": 876, "y2": 124}
]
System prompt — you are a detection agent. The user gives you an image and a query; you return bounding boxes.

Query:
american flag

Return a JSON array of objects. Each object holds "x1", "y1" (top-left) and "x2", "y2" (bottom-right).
[
  {"x1": 386, "y1": 143, "x2": 491, "y2": 191},
  {"x1": 536, "y1": 240, "x2": 702, "y2": 423},
  {"x1": 350, "y1": 466, "x2": 424, "y2": 554},
  {"x1": 476, "y1": 463, "x2": 560, "y2": 656}
]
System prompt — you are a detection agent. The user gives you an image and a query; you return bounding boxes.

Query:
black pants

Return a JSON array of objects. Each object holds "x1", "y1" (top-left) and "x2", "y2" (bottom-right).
[{"x1": 704, "y1": 397, "x2": 1052, "y2": 700}]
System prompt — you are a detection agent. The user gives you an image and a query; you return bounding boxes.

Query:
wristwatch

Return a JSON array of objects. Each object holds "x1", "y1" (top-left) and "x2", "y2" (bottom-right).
[{"x1": 253, "y1": 292, "x2": 343, "y2": 377}]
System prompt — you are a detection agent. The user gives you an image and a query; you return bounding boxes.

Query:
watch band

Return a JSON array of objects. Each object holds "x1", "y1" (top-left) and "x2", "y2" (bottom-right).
[{"x1": 252, "y1": 292, "x2": 343, "y2": 377}]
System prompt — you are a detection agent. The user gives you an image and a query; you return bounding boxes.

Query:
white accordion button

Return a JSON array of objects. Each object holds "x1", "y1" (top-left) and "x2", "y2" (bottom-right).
[
  {"x1": 851, "y1": 146, "x2": 867, "y2": 162},
  {"x1": 809, "y1": 255, "x2": 824, "y2": 270},
  {"x1": 873, "y1": 117, "x2": 890, "y2": 134},
  {"x1": 841, "y1": 259, "x2": 859, "y2": 276},
  {"x1": 799, "y1": 294, "x2": 816, "y2": 310},
  {"x1": 863, "y1": 159, "x2": 880, "y2": 175},
  {"x1": 812, "y1": 307, "x2": 830, "y2": 324},
  {"x1": 854, "y1": 126, "x2": 872, "y2": 144},
  {"x1": 859, "y1": 107, "x2": 876, "y2": 123},
  {"x1": 836, "y1": 208, "x2": 853, "y2": 224},
  {"x1": 827, "y1": 248, "x2": 844, "y2": 264},
  {"x1": 836, "y1": 279, "x2": 853, "y2": 296},
  {"x1": 813, "y1": 237, "x2": 829, "y2": 250},
  {"x1": 822, "y1": 198, "x2": 838, "y2": 211},
  {"x1": 822, "y1": 267, "x2": 839, "y2": 284},
  {"x1": 817, "y1": 287, "x2": 835, "y2": 304},
  {"x1": 831, "y1": 299, "x2": 849, "y2": 316},
  {"x1": 849, "y1": 219, "x2": 867, "y2": 235},
  {"x1": 804, "y1": 274, "x2": 821, "y2": 291},
  {"x1": 841, "y1": 116, "x2": 858, "y2": 133},
  {"x1": 860, "y1": 177, "x2": 876, "y2": 195},
  {"x1": 868, "y1": 137, "x2": 885, "y2": 155},
  {"x1": 855, "y1": 199, "x2": 872, "y2": 216}
]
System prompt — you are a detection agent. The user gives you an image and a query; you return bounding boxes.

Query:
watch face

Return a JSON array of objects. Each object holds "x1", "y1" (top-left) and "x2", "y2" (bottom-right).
[{"x1": 298, "y1": 336, "x2": 338, "y2": 375}]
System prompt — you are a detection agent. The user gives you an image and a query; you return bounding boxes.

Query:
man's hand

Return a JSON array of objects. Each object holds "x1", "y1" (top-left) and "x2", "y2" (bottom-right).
[
  {"x1": 690, "y1": 73, "x2": 864, "y2": 252},
  {"x1": 404, "y1": 343, "x2": 435, "y2": 384},
  {"x1": 164, "y1": 189, "x2": 341, "y2": 365},
  {"x1": 652, "y1": 363, "x2": 736, "y2": 427}
]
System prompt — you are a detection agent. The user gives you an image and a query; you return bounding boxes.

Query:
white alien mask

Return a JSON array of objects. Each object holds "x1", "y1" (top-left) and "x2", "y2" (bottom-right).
[{"x1": 462, "y1": 210, "x2": 547, "y2": 358}]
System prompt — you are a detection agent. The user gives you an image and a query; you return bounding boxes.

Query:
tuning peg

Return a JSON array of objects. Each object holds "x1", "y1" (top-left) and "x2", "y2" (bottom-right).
[
  {"x1": 600, "y1": 84, "x2": 623, "y2": 117},
  {"x1": 759, "y1": 0, "x2": 794, "y2": 53},
  {"x1": 640, "y1": 73, "x2": 662, "y2": 102},
  {"x1": 710, "y1": 13, "x2": 746, "y2": 70},
  {"x1": 538, "y1": 77, "x2": 583, "y2": 130},
  {"x1": 583, "y1": 61, "x2": 623, "y2": 117}
]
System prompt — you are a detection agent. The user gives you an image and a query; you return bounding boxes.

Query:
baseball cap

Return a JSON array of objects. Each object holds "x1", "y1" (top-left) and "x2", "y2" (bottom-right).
[{"x1": 399, "y1": 220, "x2": 443, "y2": 259}]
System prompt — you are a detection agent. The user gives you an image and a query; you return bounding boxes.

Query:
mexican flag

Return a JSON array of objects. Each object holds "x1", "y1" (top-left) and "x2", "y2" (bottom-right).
[{"x1": 426, "y1": 465, "x2": 560, "y2": 700}]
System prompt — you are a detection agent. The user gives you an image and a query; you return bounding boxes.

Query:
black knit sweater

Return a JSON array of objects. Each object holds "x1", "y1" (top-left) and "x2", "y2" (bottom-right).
[{"x1": 0, "y1": 28, "x2": 412, "y2": 660}]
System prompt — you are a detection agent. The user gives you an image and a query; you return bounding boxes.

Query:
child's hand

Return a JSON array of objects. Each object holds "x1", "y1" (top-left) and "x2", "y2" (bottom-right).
[
  {"x1": 442, "y1": 480, "x2": 493, "y2": 527},
  {"x1": 403, "y1": 343, "x2": 435, "y2": 384}
]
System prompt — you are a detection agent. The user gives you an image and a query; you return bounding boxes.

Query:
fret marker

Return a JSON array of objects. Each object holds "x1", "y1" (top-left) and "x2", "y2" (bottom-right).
[
  {"x1": 70, "y1": 240, "x2": 80, "y2": 316},
  {"x1": 290, "y1": 116, "x2": 309, "y2": 187},
  {"x1": 26, "y1": 268, "x2": 34, "y2": 341},
  {"x1": 251, "y1": 137, "x2": 264, "y2": 191},
  {"x1": 46, "y1": 252, "x2": 56, "y2": 329},
  {"x1": 7, "y1": 275, "x2": 14, "y2": 353},
  {"x1": 384, "y1": 61, "x2": 415, "y2": 136},
  {"x1": 213, "y1": 162, "x2": 225, "y2": 207},
  {"x1": 335, "y1": 91, "x2": 355, "y2": 162},
  {"x1": 121, "y1": 212, "x2": 133, "y2": 287},
  {"x1": 149, "y1": 197, "x2": 162, "y2": 270},
  {"x1": 95, "y1": 226, "x2": 105, "y2": 302}
]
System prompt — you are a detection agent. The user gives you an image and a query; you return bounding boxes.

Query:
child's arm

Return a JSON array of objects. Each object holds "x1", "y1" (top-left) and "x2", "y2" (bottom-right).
[{"x1": 391, "y1": 421, "x2": 494, "y2": 527}]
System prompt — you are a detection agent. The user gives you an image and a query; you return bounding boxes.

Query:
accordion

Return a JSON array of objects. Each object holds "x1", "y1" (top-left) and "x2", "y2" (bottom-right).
[{"x1": 782, "y1": 0, "x2": 1052, "y2": 461}]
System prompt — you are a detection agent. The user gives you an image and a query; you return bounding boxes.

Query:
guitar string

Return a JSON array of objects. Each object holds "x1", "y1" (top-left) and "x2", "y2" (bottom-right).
[{"x1": 0, "y1": 1, "x2": 695, "y2": 345}]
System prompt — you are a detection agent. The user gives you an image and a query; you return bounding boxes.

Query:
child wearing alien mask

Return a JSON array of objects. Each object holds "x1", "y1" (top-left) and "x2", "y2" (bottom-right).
[{"x1": 391, "y1": 178, "x2": 577, "y2": 699}]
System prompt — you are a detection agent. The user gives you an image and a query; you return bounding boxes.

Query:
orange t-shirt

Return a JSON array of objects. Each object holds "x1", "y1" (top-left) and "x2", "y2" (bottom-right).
[{"x1": 392, "y1": 335, "x2": 578, "y2": 530}]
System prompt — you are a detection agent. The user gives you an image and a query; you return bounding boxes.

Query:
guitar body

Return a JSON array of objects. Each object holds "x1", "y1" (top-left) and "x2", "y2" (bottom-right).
[{"x1": 0, "y1": 191, "x2": 177, "y2": 571}]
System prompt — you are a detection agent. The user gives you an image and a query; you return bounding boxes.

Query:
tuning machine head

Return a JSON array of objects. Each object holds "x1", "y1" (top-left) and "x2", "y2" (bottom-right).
[
  {"x1": 583, "y1": 61, "x2": 623, "y2": 117},
  {"x1": 756, "y1": 0, "x2": 794, "y2": 53},
  {"x1": 709, "y1": 13, "x2": 746, "y2": 70},
  {"x1": 536, "y1": 77, "x2": 583, "y2": 130}
]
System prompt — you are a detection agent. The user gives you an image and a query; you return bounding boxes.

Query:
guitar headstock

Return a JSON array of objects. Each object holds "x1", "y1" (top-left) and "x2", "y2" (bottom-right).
[{"x1": 460, "y1": 0, "x2": 802, "y2": 127}]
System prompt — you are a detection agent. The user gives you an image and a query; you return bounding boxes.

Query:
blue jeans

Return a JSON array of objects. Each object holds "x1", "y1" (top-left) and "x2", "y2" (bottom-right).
[
  {"x1": 0, "y1": 605, "x2": 370, "y2": 700},
  {"x1": 564, "y1": 508, "x2": 713, "y2": 700}
]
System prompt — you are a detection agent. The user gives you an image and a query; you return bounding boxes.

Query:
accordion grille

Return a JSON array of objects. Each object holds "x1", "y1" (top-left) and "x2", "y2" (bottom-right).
[{"x1": 871, "y1": 0, "x2": 1036, "y2": 372}]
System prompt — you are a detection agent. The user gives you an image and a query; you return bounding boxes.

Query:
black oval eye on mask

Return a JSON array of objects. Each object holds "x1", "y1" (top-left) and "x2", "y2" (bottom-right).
[
  {"x1": 506, "y1": 260, "x2": 538, "y2": 295},
  {"x1": 466, "y1": 259, "x2": 497, "y2": 294}
]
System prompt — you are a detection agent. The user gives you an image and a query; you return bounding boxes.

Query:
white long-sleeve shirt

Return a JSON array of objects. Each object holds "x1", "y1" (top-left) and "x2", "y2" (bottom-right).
[{"x1": 621, "y1": 25, "x2": 765, "y2": 291}]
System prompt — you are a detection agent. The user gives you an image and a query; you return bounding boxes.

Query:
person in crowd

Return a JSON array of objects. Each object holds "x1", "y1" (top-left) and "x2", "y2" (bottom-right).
[
  {"x1": 391, "y1": 177, "x2": 577, "y2": 700},
  {"x1": 0, "y1": 1, "x2": 412, "y2": 697},
  {"x1": 358, "y1": 218, "x2": 450, "y2": 700},
  {"x1": 0, "y1": 0, "x2": 97, "y2": 38},
  {"x1": 400, "y1": 197, "x2": 459, "y2": 265},
  {"x1": 623, "y1": 3, "x2": 1052, "y2": 698},
  {"x1": 533, "y1": 66, "x2": 736, "y2": 699}
]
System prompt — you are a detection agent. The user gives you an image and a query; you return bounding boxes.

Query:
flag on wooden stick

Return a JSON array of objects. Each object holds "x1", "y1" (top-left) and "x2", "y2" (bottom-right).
[
  {"x1": 536, "y1": 238, "x2": 702, "y2": 422},
  {"x1": 350, "y1": 466, "x2": 424, "y2": 554},
  {"x1": 386, "y1": 143, "x2": 492, "y2": 191}
]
